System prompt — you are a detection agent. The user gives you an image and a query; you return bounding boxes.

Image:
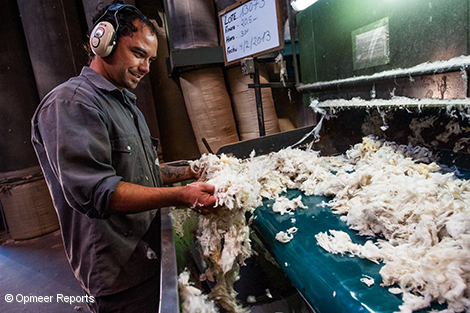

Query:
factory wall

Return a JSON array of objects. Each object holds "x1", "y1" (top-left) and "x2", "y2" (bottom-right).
[{"x1": 297, "y1": 0, "x2": 469, "y2": 83}]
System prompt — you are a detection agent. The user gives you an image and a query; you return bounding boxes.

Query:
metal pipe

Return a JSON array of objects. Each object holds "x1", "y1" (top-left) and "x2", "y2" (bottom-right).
[
  {"x1": 201, "y1": 137, "x2": 214, "y2": 154},
  {"x1": 297, "y1": 60, "x2": 470, "y2": 93},
  {"x1": 315, "y1": 99, "x2": 470, "y2": 108},
  {"x1": 159, "y1": 207, "x2": 179, "y2": 313},
  {"x1": 248, "y1": 82, "x2": 295, "y2": 88},
  {"x1": 467, "y1": 69, "x2": 470, "y2": 98},
  {"x1": 0, "y1": 200, "x2": 8, "y2": 234},
  {"x1": 254, "y1": 58, "x2": 266, "y2": 136},
  {"x1": 286, "y1": 0, "x2": 300, "y2": 86}
]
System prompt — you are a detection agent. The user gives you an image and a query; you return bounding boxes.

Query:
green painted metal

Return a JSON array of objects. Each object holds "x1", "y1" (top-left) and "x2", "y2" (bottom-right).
[
  {"x1": 172, "y1": 211, "x2": 200, "y2": 275},
  {"x1": 297, "y1": 0, "x2": 469, "y2": 84},
  {"x1": 252, "y1": 189, "x2": 449, "y2": 313}
]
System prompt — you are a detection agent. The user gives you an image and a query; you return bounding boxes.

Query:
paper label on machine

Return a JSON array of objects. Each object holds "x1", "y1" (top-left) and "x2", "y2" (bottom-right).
[
  {"x1": 355, "y1": 26, "x2": 388, "y2": 64},
  {"x1": 352, "y1": 17, "x2": 390, "y2": 70}
]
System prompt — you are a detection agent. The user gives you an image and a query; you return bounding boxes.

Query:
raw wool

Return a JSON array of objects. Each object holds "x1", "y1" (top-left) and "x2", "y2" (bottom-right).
[
  {"x1": 275, "y1": 227, "x2": 298, "y2": 243},
  {"x1": 453, "y1": 137, "x2": 470, "y2": 153},
  {"x1": 208, "y1": 264, "x2": 250, "y2": 313},
  {"x1": 190, "y1": 153, "x2": 259, "y2": 312},
  {"x1": 169, "y1": 207, "x2": 195, "y2": 238},
  {"x1": 408, "y1": 116, "x2": 438, "y2": 146},
  {"x1": 316, "y1": 96, "x2": 470, "y2": 111},
  {"x1": 360, "y1": 275, "x2": 375, "y2": 287},
  {"x1": 258, "y1": 147, "x2": 347, "y2": 197},
  {"x1": 436, "y1": 120, "x2": 463, "y2": 143},
  {"x1": 190, "y1": 136, "x2": 470, "y2": 313},
  {"x1": 361, "y1": 109, "x2": 394, "y2": 136},
  {"x1": 315, "y1": 230, "x2": 384, "y2": 264},
  {"x1": 315, "y1": 230, "x2": 362, "y2": 257},
  {"x1": 178, "y1": 268, "x2": 219, "y2": 313},
  {"x1": 317, "y1": 137, "x2": 470, "y2": 313},
  {"x1": 246, "y1": 295, "x2": 256, "y2": 303},
  {"x1": 272, "y1": 195, "x2": 307, "y2": 215},
  {"x1": 187, "y1": 147, "x2": 349, "y2": 312},
  {"x1": 275, "y1": 231, "x2": 293, "y2": 243},
  {"x1": 301, "y1": 55, "x2": 470, "y2": 93}
]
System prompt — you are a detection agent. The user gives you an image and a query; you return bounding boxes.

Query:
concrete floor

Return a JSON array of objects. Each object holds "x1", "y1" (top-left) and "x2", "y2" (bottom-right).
[
  {"x1": 0, "y1": 229, "x2": 91, "y2": 313},
  {"x1": 0, "y1": 228, "x2": 314, "y2": 313}
]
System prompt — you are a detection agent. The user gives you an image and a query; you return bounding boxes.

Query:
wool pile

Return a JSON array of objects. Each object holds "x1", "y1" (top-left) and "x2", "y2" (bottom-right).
[{"x1": 183, "y1": 136, "x2": 470, "y2": 313}]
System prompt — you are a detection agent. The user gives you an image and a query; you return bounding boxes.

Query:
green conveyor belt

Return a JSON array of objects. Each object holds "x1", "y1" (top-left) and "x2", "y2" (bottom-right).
[{"x1": 251, "y1": 189, "x2": 447, "y2": 313}]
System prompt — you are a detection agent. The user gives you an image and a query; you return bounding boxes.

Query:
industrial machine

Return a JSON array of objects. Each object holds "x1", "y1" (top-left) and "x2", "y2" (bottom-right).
[{"x1": 161, "y1": 0, "x2": 470, "y2": 312}]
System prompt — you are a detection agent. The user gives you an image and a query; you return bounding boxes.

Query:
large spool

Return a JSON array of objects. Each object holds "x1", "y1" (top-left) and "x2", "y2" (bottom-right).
[
  {"x1": 0, "y1": 167, "x2": 59, "y2": 240},
  {"x1": 179, "y1": 67, "x2": 239, "y2": 154},
  {"x1": 226, "y1": 65, "x2": 280, "y2": 141},
  {"x1": 149, "y1": 12, "x2": 201, "y2": 162}
]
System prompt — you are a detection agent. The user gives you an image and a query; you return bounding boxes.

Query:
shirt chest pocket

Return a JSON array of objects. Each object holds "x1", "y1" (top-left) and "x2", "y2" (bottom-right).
[{"x1": 110, "y1": 135, "x2": 145, "y2": 184}]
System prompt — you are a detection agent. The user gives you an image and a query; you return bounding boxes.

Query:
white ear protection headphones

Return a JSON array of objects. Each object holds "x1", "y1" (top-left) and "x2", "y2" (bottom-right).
[{"x1": 89, "y1": 4, "x2": 135, "y2": 57}]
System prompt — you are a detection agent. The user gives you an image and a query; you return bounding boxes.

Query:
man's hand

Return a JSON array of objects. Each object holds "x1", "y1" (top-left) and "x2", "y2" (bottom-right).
[
  {"x1": 109, "y1": 181, "x2": 219, "y2": 215},
  {"x1": 184, "y1": 182, "x2": 218, "y2": 215}
]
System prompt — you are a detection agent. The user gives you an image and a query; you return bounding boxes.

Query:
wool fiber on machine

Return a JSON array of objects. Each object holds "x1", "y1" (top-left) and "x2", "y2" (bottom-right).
[{"x1": 183, "y1": 136, "x2": 470, "y2": 313}]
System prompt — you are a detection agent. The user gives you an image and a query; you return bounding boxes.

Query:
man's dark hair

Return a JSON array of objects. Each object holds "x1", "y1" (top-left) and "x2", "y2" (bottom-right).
[{"x1": 86, "y1": 1, "x2": 158, "y2": 61}]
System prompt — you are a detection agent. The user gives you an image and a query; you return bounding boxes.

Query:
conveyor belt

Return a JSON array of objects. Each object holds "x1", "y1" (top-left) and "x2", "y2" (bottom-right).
[
  {"x1": 215, "y1": 130, "x2": 469, "y2": 313},
  {"x1": 251, "y1": 189, "x2": 447, "y2": 313}
]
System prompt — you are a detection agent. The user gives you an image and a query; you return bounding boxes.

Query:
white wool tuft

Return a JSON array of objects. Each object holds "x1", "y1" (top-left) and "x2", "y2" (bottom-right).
[
  {"x1": 272, "y1": 195, "x2": 307, "y2": 215},
  {"x1": 178, "y1": 268, "x2": 219, "y2": 313},
  {"x1": 188, "y1": 137, "x2": 470, "y2": 313}
]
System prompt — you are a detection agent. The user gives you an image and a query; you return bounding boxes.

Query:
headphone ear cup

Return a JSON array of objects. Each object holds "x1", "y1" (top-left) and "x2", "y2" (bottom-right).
[{"x1": 89, "y1": 21, "x2": 116, "y2": 57}]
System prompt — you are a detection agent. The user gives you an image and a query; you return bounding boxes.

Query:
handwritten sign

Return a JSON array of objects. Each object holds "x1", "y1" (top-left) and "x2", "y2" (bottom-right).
[{"x1": 219, "y1": 0, "x2": 284, "y2": 66}]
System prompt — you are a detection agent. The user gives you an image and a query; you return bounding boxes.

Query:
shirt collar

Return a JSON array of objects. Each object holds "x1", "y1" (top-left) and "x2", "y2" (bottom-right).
[{"x1": 81, "y1": 66, "x2": 137, "y2": 101}]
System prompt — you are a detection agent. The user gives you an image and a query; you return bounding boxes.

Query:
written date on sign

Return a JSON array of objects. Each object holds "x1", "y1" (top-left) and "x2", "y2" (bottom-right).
[{"x1": 226, "y1": 30, "x2": 272, "y2": 55}]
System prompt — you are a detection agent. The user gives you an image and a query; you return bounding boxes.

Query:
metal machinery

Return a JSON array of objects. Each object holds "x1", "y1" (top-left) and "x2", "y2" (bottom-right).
[
  {"x1": 160, "y1": 0, "x2": 470, "y2": 312},
  {"x1": 247, "y1": 1, "x2": 470, "y2": 312}
]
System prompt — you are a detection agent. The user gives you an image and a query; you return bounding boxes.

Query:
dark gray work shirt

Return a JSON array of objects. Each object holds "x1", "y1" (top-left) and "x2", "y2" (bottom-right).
[{"x1": 31, "y1": 66, "x2": 163, "y2": 296}]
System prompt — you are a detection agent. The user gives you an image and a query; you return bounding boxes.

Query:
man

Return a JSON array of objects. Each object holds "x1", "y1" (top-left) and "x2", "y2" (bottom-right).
[{"x1": 31, "y1": 3, "x2": 218, "y2": 312}]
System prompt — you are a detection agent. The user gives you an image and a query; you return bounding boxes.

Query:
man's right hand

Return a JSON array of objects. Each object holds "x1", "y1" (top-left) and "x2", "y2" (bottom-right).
[{"x1": 184, "y1": 182, "x2": 219, "y2": 215}]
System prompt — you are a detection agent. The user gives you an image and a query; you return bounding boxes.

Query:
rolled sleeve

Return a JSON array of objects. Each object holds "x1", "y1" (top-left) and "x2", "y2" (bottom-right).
[{"x1": 37, "y1": 98, "x2": 119, "y2": 218}]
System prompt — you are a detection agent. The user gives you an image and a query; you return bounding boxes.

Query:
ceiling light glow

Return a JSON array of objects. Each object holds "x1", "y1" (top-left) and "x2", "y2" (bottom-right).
[{"x1": 290, "y1": 0, "x2": 319, "y2": 11}]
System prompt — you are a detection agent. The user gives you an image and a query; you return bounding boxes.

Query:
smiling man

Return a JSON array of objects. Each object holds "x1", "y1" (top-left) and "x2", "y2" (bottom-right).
[
  {"x1": 89, "y1": 11, "x2": 158, "y2": 91},
  {"x1": 31, "y1": 3, "x2": 218, "y2": 313}
]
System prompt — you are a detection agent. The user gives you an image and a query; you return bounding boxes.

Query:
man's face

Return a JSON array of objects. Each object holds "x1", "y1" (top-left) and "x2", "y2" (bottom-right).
[{"x1": 104, "y1": 20, "x2": 158, "y2": 90}]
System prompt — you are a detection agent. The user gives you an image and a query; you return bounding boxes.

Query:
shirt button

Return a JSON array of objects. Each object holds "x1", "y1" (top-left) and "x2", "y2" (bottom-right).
[
  {"x1": 147, "y1": 247, "x2": 157, "y2": 260},
  {"x1": 145, "y1": 176, "x2": 149, "y2": 180},
  {"x1": 127, "y1": 146, "x2": 131, "y2": 151},
  {"x1": 130, "y1": 113, "x2": 134, "y2": 119}
]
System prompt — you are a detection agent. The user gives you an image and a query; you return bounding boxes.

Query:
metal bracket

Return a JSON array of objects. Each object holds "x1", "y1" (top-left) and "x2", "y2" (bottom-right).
[{"x1": 241, "y1": 58, "x2": 255, "y2": 75}]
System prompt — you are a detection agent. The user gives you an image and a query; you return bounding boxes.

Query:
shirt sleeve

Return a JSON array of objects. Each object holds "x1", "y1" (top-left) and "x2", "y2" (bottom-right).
[{"x1": 37, "y1": 98, "x2": 121, "y2": 219}]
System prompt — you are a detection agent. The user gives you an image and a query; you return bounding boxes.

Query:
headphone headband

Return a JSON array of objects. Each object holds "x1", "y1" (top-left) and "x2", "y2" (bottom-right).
[{"x1": 89, "y1": 4, "x2": 142, "y2": 58}]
